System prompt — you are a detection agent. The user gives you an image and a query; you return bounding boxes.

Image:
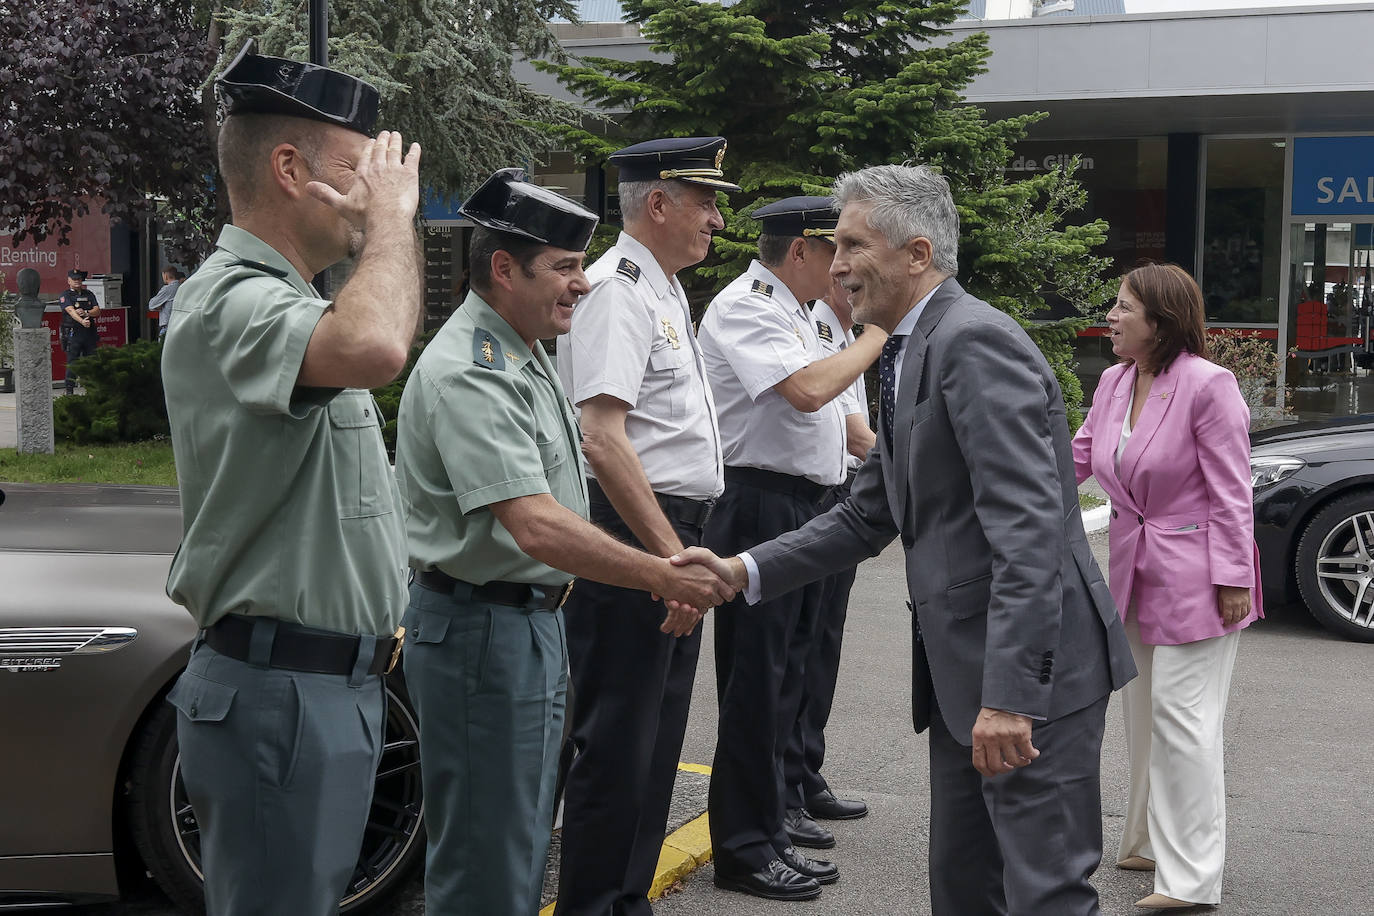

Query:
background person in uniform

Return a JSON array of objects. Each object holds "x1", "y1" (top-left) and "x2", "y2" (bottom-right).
[
  {"x1": 160, "y1": 42, "x2": 420, "y2": 916},
  {"x1": 673, "y1": 164, "x2": 1136, "y2": 916},
  {"x1": 553, "y1": 137, "x2": 734, "y2": 916},
  {"x1": 697, "y1": 195, "x2": 885, "y2": 902},
  {"x1": 58, "y1": 268, "x2": 100, "y2": 394},
  {"x1": 148, "y1": 265, "x2": 184, "y2": 339},
  {"x1": 1073, "y1": 263, "x2": 1260, "y2": 911},
  {"x1": 783, "y1": 271, "x2": 876, "y2": 826},
  {"x1": 394, "y1": 168, "x2": 734, "y2": 916}
]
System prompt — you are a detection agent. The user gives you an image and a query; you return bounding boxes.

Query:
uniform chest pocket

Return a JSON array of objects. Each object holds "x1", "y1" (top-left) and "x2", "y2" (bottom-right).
[
  {"x1": 328, "y1": 391, "x2": 395, "y2": 520},
  {"x1": 648, "y1": 344, "x2": 693, "y2": 419},
  {"x1": 535, "y1": 403, "x2": 570, "y2": 472}
]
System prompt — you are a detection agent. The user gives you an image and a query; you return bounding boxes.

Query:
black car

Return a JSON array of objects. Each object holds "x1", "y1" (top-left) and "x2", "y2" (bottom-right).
[{"x1": 1252, "y1": 414, "x2": 1374, "y2": 641}]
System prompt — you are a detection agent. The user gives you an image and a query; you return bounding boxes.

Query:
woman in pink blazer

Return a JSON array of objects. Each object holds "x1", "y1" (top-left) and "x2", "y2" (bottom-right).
[{"x1": 1073, "y1": 263, "x2": 1261, "y2": 911}]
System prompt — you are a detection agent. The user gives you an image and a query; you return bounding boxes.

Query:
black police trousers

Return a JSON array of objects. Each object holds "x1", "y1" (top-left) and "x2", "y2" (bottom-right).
[
  {"x1": 705, "y1": 468, "x2": 828, "y2": 875},
  {"x1": 783, "y1": 476, "x2": 860, "y2": 807},
  {"x1": 555, "y1": 493, "x2": 707, "y2": 916}
]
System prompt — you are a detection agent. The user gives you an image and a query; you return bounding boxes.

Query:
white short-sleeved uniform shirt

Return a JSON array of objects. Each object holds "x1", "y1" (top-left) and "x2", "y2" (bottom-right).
[
  {"x1": 556, "y1": 231, "x2": 724, "y2": 500},
  {"x1": 698, "y1": 260, "x2": 846, "y2": 487},
  {"x1": 811, "y1": 297, "x2": 871, "y2": 473}
]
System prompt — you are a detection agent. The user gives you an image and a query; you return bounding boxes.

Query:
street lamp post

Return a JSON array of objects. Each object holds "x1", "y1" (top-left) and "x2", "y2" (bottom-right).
[{"x1": 308, "y1": 0, "x2": 328, "y2": 66}]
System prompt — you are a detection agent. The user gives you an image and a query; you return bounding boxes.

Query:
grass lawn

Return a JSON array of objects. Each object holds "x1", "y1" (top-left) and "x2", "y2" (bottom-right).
[{"x1": 0, "y1": 440, "x2": 177, "y2": 487}]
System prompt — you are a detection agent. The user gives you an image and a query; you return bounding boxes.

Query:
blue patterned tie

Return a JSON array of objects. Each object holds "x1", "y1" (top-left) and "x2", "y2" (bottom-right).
[{"x1": 880, "y1": 334, "x2": 907, "y2": 452}]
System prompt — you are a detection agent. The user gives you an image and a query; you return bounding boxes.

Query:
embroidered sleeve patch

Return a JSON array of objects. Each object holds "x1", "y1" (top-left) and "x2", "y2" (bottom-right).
[{"x1": 616, "y1": 258, "x2": 642, "y2": 282}]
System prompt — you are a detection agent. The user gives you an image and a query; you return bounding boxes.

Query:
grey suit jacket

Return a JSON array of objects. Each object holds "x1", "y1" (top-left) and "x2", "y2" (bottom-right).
[{"x1": 750, "y1": 280, "x2": 1135, "y2": 745}]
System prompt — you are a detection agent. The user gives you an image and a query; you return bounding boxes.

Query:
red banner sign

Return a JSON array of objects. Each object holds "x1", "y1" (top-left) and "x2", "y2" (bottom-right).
[{"x1": 41, "y1": 307, "x2": 129, "y2": 383}]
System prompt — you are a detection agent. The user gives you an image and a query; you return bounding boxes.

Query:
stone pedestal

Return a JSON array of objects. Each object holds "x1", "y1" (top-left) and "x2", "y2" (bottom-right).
[{"x1": 15, "y1": 327, "x2": 54, "y2": 454}]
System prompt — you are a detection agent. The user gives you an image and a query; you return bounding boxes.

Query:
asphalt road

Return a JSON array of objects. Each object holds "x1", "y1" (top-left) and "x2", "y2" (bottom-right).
[{"x1": 69, "y1": 528, "x2": 1374, "y2": 916}]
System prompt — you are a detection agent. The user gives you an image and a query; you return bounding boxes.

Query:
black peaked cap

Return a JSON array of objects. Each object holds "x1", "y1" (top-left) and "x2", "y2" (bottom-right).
[
  {"x1": 751, "y1": 195, "x2": 839, "y2": 240},
  {"x1": 609, "y1": 137, "x2": 741, "y2": 192}
]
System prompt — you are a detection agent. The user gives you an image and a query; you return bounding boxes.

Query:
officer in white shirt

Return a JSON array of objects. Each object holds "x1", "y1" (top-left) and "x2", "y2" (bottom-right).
[
  {"x1": 782, "y1": 273, "x2": 878, "y2": 827},
  {"x1": 554, "y1": 136, "x2": 736, "y2": 916},
  {"x1": 697, "y1": 196, "x2": 886, "y2": 902}
]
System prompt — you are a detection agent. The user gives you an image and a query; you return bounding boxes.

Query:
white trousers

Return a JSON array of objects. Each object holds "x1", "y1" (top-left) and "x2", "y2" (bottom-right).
[{"x1": 1118, "y1": 611, "x2": 1240, "y2": 905}]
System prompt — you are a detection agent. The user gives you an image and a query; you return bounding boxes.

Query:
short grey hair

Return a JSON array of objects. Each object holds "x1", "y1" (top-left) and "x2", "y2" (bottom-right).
[
  {"x1": 832, "y1": 164, "x2": 959, "y2": 276},
  {"x1": 617, "y1": 179, "x2": 684, "y2": 222}
]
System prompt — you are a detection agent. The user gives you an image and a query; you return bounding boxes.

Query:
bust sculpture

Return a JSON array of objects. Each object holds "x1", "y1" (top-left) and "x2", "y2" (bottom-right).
[{"x1": 14, "y1": 268, "x2": 44, "y2": 328}]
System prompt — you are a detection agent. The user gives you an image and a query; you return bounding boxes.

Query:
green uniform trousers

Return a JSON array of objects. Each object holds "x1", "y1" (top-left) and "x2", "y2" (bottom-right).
[
  {"x1": 403, "y1": 580, "x2": 568, "y2": 915},
  {"x1": 169, "y1": 639, "x2": 385, "y2": 916}
]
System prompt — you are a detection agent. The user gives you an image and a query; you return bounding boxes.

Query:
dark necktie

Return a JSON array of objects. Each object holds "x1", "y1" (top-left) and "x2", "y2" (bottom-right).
[{"x1": 879, "y1": 334, "x2": 907, "y2": 452}]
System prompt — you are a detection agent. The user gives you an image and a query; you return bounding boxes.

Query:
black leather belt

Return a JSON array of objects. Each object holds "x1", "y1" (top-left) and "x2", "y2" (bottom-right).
[
  {"x1": 587, "y1": 478, "x2": 716, "y2": 528},
  {"x1": 415, "y1": 568, "x2": 574, "y2": 609},
  {"x1": 725, "y1": 465, "x2": 829, "y2": 501},
  {"x1": 204, "y1": 614, "x2": 401, "y2": 676}
]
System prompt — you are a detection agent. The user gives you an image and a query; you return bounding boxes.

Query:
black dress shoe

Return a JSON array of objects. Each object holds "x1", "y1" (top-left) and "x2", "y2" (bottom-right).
[
  {"x1": 779, "y1": 845, "x2": 840, "y2": 885},
  {"x1": 806, "y1": 787, "x2": 870, "y2": 820},
  {"x1": 784, "y1": 807, "x2": 836, "y2": 849},
  {"x1": 713, "y1": 857, "x2": 822, "y2": 901}
]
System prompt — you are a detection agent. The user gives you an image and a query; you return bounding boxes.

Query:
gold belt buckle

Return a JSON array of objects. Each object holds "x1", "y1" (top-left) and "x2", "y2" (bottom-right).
[
  {"x1": 386, "y1": 625, "x2": 406, "y2": 674},
  {"x1": 558, "y1": 580, "x2": 576, "y2": 609}
]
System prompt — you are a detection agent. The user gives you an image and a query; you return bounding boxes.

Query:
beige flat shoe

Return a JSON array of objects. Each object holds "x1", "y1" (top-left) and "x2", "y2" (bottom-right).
[
  {"x1": 1135, "y1": 893, "x2": 1203, "y2": 910},
  {"x1": 1117, "y1": 855, "x2": 1157, "y2": 871}
]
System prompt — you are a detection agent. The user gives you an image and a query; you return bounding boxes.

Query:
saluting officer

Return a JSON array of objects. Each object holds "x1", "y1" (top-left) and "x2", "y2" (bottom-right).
[
  {"x1": 782, "y1": 272, "x2": 877, "y2": 825},
  {"x1": 58, "y1": 269, "x2": 100, "y2": 394},
  {"x1": 393, "y1": 168, "x2": 732, "y2": 916},
  {"x1": 553, "y1": 137, "x2": 735, "y2": 916},
  {"x1": 162, "y1": 42, "x2": 420, "y2": 916},
  {"x1": 697, "y1": 196, "x2": 885, "y2": 901}
]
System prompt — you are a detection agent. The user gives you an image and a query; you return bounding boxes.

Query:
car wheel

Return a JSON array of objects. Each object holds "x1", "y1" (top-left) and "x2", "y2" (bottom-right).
[
  {"x1": 126, "y1": 673, "x2": 426, "y2": 913},
  {"x1": 1295, "y1": 490, "x2": 1374, "y2": 642}
]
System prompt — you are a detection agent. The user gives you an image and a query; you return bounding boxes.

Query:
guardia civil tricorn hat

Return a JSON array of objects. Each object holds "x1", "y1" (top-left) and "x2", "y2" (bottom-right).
[
  {"x1": 609, "y1": 137, "x2": 742, "y2": 192},
  {"x1": 460, "y1": 168, "x2": 599, "y2": 253},
  {"x1": 214, "y1": 40, "x2": 379, "y2": 135}
]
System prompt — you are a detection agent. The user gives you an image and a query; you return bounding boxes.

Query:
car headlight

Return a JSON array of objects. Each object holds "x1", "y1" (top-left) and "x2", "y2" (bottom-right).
[{"x1": 1250, "y1": 455, "x2": 1305, "y2": 490}]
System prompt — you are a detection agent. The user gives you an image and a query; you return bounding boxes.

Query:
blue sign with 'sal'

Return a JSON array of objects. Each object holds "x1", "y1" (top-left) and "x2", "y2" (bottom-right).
[{"x1": 1292, "y1": 136, "x2": 1374, "y2": 216}]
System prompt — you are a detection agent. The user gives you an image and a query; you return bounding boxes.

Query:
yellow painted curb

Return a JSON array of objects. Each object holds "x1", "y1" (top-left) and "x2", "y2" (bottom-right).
[{"x1": 540, "y1": 762, "x2": 714, "y2": 914}]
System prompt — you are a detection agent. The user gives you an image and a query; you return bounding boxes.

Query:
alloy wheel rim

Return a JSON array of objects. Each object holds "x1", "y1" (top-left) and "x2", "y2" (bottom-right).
[{"x1": 1315, "y1": 511, "x2": 1374, "y2": 629}]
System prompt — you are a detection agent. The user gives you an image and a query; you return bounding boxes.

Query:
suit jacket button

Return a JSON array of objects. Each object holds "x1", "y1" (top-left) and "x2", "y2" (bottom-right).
[
  {"x1": 1111, "y1": 509, "x2": 1118, "y2": 519},
  {"x1": 1039, "y1": 674, "x2": 1051, "y2": 684},
  {"x1": 1137, "y1": 514, "x2": 1144, "y2": 525}
]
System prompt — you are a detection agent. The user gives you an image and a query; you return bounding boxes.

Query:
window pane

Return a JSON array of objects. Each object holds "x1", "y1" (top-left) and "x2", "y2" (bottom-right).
[{"x1": 1200, "y1": 138, "x2": 1285, "y2": 324}]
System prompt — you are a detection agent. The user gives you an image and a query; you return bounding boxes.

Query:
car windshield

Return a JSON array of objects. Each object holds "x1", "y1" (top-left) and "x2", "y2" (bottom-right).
[{"x1": 0, "y1": 483, "x2": 182, "y2": 555}]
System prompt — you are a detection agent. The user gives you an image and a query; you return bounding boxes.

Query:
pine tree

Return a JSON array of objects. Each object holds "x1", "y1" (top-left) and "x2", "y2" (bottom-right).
[{"x1": 544, "y1": 0, "x2": 1112, "y2": 416}]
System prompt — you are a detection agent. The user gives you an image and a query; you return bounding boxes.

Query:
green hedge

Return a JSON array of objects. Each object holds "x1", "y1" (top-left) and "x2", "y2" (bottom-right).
[{"x1": 55, "y1": 340, "x2": 170, "y2": 444}]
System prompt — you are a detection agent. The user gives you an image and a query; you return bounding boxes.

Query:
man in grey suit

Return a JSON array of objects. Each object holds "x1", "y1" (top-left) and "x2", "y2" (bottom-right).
[{"x1": 673, "y1": 164, "x2": 1135, "y2": 915}]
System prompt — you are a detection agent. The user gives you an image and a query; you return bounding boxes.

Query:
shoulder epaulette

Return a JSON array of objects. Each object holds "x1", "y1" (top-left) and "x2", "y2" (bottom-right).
[
  {"x1": 616, "y1": 258, "x2": 642, "y2": 283},
  {"x1": 231, "y1": 258, "x2": 289, "y2": 279},
  {"x1": 472, "y1": 328, "x2": 506, "y2": 370},
  {"x1": 751, "y1": 279, "x2": 773, "y2": 297},
  {"x1": 816, "y1": 320, "x2": 833, "y2": 343}
]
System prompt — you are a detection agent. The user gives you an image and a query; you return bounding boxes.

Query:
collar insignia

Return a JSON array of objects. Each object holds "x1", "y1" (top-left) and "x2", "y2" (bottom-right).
[{"x1": 751, "y1": 279, "x2": 773, "y2": 297}]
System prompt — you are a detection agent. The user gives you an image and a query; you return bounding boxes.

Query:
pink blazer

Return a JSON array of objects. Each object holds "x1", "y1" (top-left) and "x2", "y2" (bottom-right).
[{"x1": 1073, "y1": 352, "x2": 1262, "y2": 645}]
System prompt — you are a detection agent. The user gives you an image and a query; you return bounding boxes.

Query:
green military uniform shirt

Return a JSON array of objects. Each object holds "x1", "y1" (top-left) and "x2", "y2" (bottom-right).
[
  {"x1": 163, "y1": 224, "x2": 408, "y2": 635},
  {"x1": 395, "y1": 291, "x2": 588, "y2": 586}
]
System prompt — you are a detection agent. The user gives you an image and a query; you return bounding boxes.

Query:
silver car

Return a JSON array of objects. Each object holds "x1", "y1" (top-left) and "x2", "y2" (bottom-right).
[{"x1": 0, "y1": 483, "x2": 424, "y2": 911}]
